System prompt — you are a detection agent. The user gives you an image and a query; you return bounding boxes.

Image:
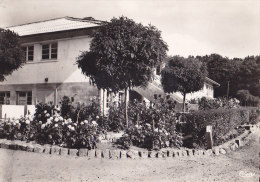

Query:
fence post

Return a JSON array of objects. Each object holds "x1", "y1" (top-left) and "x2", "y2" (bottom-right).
[{"x1": 206, "y1": 125, "x2": 213, "y2": 149}]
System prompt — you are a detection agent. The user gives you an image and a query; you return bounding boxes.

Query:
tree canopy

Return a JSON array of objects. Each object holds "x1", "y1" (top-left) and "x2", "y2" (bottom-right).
[
  {"x1": 77, "y1": 16, "x2": 168, "y2": 92},
  {"x1": 77, "y1": 16, "x2": 168, "y2": 125},
  {"x1": 161, "y1": 56, "x2": 208, "y2": 111},
  {"x1": 196, "y1": 54, "x2": 260, "y2": 105},
  {"x1": 0, "y1": 29, "x2": 25, "y2": 81}
]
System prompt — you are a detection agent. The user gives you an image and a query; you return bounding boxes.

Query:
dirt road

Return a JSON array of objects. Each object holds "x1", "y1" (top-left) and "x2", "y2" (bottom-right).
[{"x1": 0, "y1": 131, "x2": 259, "y2": 182}]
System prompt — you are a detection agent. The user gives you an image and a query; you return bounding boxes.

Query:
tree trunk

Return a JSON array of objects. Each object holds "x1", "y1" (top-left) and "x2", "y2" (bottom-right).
[
  {"x1": 125, "y1": 87, "x2": 128, "y2": 128},
  {"x1": 182, "y1": 93, "x2": 186, "y2": 112}
]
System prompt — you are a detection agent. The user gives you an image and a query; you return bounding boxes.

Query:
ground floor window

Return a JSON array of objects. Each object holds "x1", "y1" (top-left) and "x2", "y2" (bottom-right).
[
  {"x1": 0, "y1": 91, "x2": 10, "y2": 105},
  {"x1": 17, "y1": 91, "x2": 32, "y2": 105}
]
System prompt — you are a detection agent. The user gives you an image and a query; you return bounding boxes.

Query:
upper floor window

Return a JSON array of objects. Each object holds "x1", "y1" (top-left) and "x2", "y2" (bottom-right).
[
  {"x1": 0, "y1": 91, "x2": 10, "y2": 105},
  {"x1": 23, "y1": 45, "x2": 34, "y2": 62},
  {"x1": 42, "y1": 43, "x2": 58, "y2": 60}
]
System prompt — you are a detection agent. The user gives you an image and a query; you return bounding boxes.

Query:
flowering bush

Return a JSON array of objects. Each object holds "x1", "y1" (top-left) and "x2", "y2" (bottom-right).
[
  {"x1": 0, "y1": 102, "x2": 102, "y2": 149},
  {"x1": 34, "y1": 108, "x2": 100, "y2": 149},
  {"x1": 0, "y1": 115, "x2": 35, "y2": 141},
  {"x1": 195, "y1": 97, "x2": 240, "y2": 110},
  {"x1": 119, "y1": 98, "x2": 183, "y2": 150}
]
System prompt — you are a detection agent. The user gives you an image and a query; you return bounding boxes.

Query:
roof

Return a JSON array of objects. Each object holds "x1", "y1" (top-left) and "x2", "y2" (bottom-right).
[
  {"x1": 6, "y1": 16, "x2": 105, "y2": 36},
  {"x1": 205, "y1": 77, "x2": 220, "y2": 87}
]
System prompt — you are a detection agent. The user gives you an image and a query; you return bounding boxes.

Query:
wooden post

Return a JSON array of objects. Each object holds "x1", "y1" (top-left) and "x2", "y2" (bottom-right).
[{"x1": 206, "y1": 125, "x2": 213, "y2": 149}]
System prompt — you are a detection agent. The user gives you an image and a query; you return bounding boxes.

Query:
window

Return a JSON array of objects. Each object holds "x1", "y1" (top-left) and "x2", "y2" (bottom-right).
[
  {"x1": 0, "y1": 92, "x2": 10, "y2": 105},
  {"x1": 17, "y1": 91, "x2": 32, "y2": 105},
  {"x1": 42, "y1": 43, "x2": 58, "y2": 60},
  {"x1": 23, "y1": 45, "x2": 34, "y2": 62}
]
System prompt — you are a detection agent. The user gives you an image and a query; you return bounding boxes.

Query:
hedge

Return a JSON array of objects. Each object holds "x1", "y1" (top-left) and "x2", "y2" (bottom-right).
[{"x1": 181, "y1": 108, "x2": 258, "y2": 148}]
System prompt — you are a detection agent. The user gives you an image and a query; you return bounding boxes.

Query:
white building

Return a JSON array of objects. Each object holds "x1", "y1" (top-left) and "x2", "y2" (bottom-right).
[{"x1": 0, "y1": 17, "x2": 115, "y2": 117}]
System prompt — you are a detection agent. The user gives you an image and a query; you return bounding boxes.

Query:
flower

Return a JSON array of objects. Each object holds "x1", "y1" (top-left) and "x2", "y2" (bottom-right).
[
  {"x1": 71, "y1": 126, "x2": 75, "y2": 131},
  {"x1": 67, "y1": 118, "x2": 72, "y2": 123},
  {"x1": 54, "y1": 117, "x2": 59, "y2": 122},
  {"x1": 145, "y1": 123, "x2": 151, "y2": 127},
  {"x1": 92, "y1": 121, "x2": 97, "y2": 125},
  {"x1": 64, "y1": 119, "x2": 68, "y2": 125},
  {"x1": 67, "y1": 125, "x2": 72, "y2": 129},
  {"x1": 73, "y1": 123, "x2": 77, "y2": 126},
  {"x1": 25, "y1": 120, "x2": 30, "y2": 124},
  {"x1": 15, "y1": 120, "x2": 20, "y2": 124},
  {"x1": 44, "y1": 110, "x2": 47, "y2": 114},
  {"x1": 84, "y1": 120, "x2": 88, "y2": 124},
  {"x1": 41, "y1": 124, "x2": 46, "y2": 129},
  {"x1": 46, "y1": 119, "x2": 51, "y2": 125},
  {"x1": 54, "y1": 124, "x2": 58, "y2": 128},
  {"x1": 80, "y1": 121, "x2": 84, "y2": 125},
  {"x1": 58, "y1": 116, "x2": 63, "y2": 121},
  {"x1": 96, "y1": 116, "x2": 99, "y2": 119},
  {"x1": 39, "y1": 121, "x2": 42, "y2": 125},
  {"x1": 49, "y1": 117, "x2": 53, "y2": 121}
]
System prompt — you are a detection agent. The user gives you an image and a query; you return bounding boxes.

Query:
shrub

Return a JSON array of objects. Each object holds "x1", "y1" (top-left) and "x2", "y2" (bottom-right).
[
  {"x1": 0, "y1": 102, "x2": 101, "y2": 149},
  {"x1": 197, "y1": 97, "x2": 240, "y2": 110},
  {"x1": 120, "y1": 98, "x2": 183, "y2": 150},
  {"x1": 0, "y1": 115, "x2": 35, "y2": 141},
  {"x1": 181, "y1": 108, "x2": 257, "y2": 148},
  {"x1": 60, "y1": 96, "x2": 100, "y2": 123}
]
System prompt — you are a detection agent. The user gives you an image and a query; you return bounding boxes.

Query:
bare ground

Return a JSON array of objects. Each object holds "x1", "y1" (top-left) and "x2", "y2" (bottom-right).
[{"x1": 0, "y1": 131, "x2": 259, "y2": 182}]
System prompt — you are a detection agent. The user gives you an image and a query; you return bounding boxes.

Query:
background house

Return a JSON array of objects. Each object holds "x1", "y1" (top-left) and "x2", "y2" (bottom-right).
[{"x1": 129, "y1": 65, "x2": 220, "y2": 111}]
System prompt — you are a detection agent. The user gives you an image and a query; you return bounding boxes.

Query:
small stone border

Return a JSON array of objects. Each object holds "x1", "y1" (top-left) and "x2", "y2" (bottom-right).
[{"x1": 0, "y1": 125, "x2": 256, "y2": 159}]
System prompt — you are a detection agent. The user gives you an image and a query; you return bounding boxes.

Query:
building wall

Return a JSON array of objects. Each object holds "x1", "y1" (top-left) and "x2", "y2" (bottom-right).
[
  {"x1": 0, "y1": 35, "x2": 101, "y2": 105},
  {"x1": 0, "y1": 82, "x2": 98, "y2": 105},
  {"x1": 1, "y1": 36, "x2": 92, "y2": 85},
  {"x1": 175, "y1": 82, "x2": 214, "y2": 101}
]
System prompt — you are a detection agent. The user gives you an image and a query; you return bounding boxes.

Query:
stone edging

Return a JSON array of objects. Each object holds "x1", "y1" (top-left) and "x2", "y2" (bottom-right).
[{"x1": 0, "y1": 126, "x2": 256, "y2": 159}]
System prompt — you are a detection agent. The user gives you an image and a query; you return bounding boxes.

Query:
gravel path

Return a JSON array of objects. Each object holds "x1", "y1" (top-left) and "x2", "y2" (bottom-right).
[{"x1": 0, "y1": 130, "x2": 259, "y2": 182}]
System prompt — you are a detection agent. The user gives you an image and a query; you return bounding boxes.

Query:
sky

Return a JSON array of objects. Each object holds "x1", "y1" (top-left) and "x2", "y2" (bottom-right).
[{"x1": 0, "y1": 0, "x2": 259, "y2": 58}]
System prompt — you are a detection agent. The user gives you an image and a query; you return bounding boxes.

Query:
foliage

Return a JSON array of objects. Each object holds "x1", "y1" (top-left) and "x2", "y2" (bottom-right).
[
  {"x1": 236, "y1": 90, "x2": 259, "y2": 107},
  {"x1": 0, "y1": 29, "x2": 25, "y2": 81},
  {"x1": 60, "y1": 96, "x2": 74, "y2": 119},
  {"x1": 196, "y1": 54, "x2": 260, "y2": 99},
  {"x1": 181, "y1": 108, "x2": 258, "y2": 148},
  {"x1": 161, "y1": 56, "x2": 208, "y2": 111},
  {"x1": 120, "y1": 98, "x2": 183, "y2": 150},
  {"x1": 0, "y1": 103, "x2": 101, "y2": 149},
  {"x1": 0, "y1": 115, "x2": 34, "y2": 141},
  {"x1": 35, "y1": 103, "x2": 55, "y2": 123},
  {"x1": 60, "y1": 96, "x2": 100, "y2": 123},
  {"x1": 197, "y1": 97, "x2": 240, "y2": 110},
  {"x1": 77, "y1": 16, "x2": 168, "y2": 126},
  {"x1": 77, "y1": 16, "x2": 168, "y2": 92}
]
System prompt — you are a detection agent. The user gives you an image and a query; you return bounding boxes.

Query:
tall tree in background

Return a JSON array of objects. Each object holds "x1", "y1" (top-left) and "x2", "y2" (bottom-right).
[
  {"x1": 0, "y1": 29, "x2": 25, "y2": 81},
  {"x1": 198, "y1": 54, "x2": 241, "y2": 98},
  {"x1": 77, "y1": 16, "x2": 168, "y2": 127},
  {"x1": 196, "y1": 54, "x2": 260, "y2": 105},
  {"x1": 161, "y1": 56, "x2": 208, "y2": 111}
]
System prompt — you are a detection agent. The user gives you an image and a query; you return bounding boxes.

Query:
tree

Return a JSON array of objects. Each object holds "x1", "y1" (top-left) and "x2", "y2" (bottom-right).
[
  {"x1": 77, "y1": 16, "x2": 168, "y2": 127},
  {"x1": 161, "y1": 56, "x2": 208, "y2": 111},
  {"x1": 0, "y1": 29, "x2": 25, "y2": 81},
  {"x1": 197, "y1": 54, "x2": 241, "y2": 98},
  {"x1": 237, "y1": 89, "x2": 259, "y2": 106}
]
